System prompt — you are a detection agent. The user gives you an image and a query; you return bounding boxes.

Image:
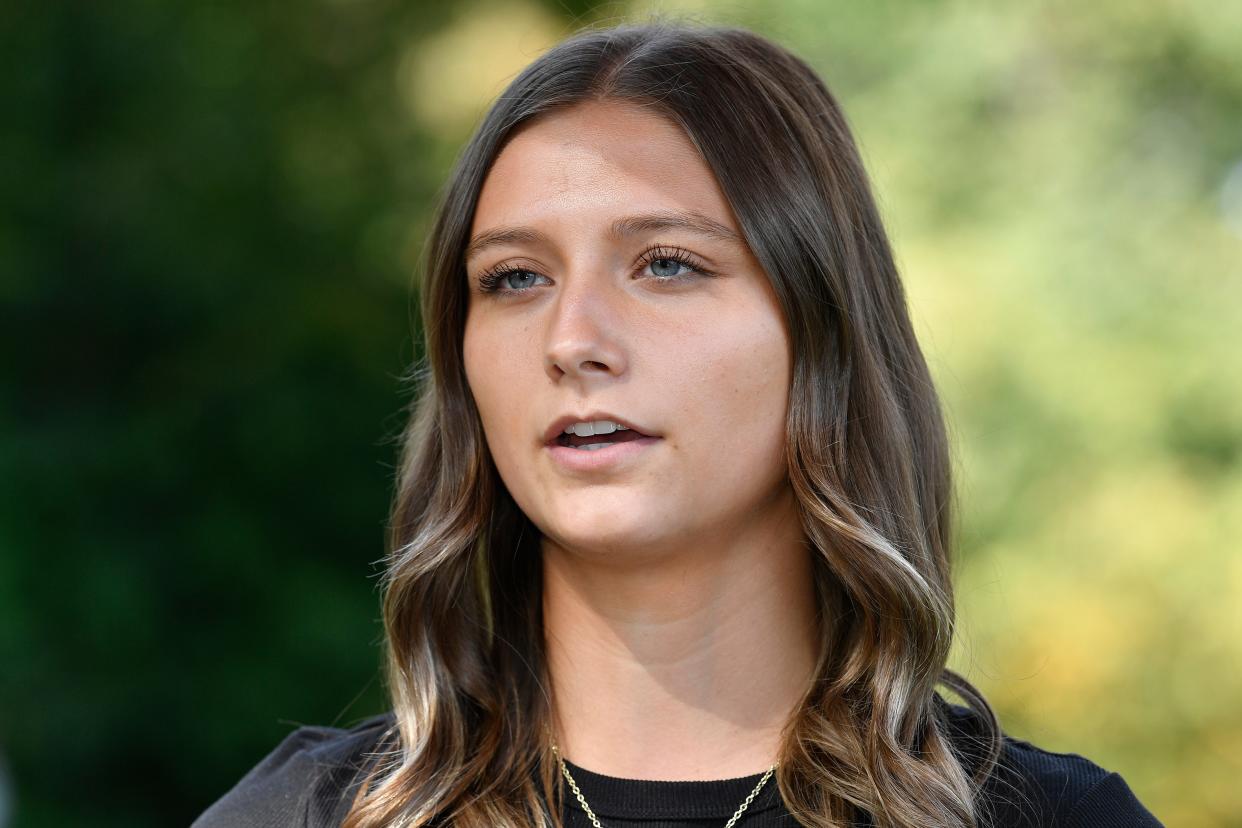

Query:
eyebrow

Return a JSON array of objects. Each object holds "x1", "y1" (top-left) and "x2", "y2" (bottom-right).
[{"x1": 463, "y1": 209, "x2": 743, "y2": 264}]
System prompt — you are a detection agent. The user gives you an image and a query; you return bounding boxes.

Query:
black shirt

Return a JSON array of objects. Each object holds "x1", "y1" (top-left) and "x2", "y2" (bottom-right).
[{"x1": 193, "y1": 700, "x2": 1163, "y2": 827}]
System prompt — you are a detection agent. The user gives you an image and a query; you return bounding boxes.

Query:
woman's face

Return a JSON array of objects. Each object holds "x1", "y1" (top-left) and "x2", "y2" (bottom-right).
[{"x1": 463, "y1": 99, "x2": 794, "y2": 563}]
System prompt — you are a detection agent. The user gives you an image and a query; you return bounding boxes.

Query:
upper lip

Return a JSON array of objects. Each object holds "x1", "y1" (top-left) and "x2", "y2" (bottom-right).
[{"x1": 543, "y1": 411, "x2": 658, "y2": 445}]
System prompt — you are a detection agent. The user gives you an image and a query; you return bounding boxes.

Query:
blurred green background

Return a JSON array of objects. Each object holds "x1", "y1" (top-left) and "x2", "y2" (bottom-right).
[{"x1": 2, "y1": 1, "x2": 1239, "y2": 825}]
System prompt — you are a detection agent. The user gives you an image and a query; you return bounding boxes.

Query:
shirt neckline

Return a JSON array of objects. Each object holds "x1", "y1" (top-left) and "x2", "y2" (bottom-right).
[
  {"x1": 558, "y1": 758, "x2": 784, "y2": 820},
  {"x1": 548, "y1": 693, "x2": 966, "y2": 821}
]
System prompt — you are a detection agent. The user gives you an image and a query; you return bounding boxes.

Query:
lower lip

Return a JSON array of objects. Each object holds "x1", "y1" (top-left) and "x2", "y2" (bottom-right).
[{"x1": 545, "y1": 436, "x2": 661, "y2": 472}]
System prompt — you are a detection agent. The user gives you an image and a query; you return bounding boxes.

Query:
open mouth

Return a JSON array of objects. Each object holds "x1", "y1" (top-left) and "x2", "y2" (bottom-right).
[{"x1": 555, "y1": 429, "x2": 648, "y2": 451}]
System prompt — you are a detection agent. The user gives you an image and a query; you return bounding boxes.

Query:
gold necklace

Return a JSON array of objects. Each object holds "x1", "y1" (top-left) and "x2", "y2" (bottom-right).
[{"x1": 549, "y1": 741, "x2": 777, "y2": 828}]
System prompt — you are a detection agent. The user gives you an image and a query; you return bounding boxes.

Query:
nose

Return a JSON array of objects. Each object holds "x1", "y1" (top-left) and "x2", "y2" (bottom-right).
[{"x1": 543, "y1": 275, "x2": 628, "y2": 384}]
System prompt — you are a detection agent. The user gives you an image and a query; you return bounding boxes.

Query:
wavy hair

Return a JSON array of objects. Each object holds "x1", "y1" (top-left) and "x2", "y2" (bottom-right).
[{"x1": 342, "y1": 17, "x2": 1003, "y2": 828}]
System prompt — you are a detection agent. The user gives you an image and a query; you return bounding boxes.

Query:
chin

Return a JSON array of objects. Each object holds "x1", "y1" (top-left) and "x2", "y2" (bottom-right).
[{"x1": 541, "y1": 509, "x2": 673, "y2": 559}]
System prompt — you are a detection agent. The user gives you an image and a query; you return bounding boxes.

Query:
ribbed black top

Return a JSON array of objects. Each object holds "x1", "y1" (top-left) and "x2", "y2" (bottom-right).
[{"x1": 558, "y1": 757, "x2": 790, "y2": 826}]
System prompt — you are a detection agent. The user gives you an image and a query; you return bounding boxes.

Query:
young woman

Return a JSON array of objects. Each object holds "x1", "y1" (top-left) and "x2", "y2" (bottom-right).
[{"x1": 196, "y1": 19, "x2": 1163, "y2": 828}]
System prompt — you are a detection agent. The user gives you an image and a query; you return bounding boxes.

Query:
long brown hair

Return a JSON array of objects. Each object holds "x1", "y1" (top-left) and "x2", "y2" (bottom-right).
[{"x1": 343, "y1": 16, "x2": 1003, "y2": 828}]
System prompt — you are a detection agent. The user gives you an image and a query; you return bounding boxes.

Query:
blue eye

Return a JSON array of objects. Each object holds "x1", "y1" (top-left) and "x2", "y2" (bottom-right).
[
  {"x1": 632, "y1": 244, "x2": 714, "y2": 284},
  {"x1": 648, "y1": 257, "x2": 691, "y2": 280},
  {"x1": 477, "y1": 269, "x2": 544, "y2": 293},
  {"x1": 507, "y1": 272, "x2": 539, "y2": 290}
]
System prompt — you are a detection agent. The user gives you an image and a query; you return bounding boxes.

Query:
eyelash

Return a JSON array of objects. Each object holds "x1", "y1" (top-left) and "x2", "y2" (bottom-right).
[{"x1": 475, "y1": 245, "x2": 714, "y2": 295}]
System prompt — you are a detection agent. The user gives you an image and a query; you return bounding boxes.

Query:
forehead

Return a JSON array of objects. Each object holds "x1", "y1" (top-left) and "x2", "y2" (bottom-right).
[{"x1": 471, "y1": 100, "x2": 734, "y2": 231}]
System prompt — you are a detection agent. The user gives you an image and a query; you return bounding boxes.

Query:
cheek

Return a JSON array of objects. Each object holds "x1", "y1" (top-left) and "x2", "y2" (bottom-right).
[
  {"x1": 674, "y1": 315, "x2": 791, "y2": 482},
  {"x1": 464, "y1": 322, "x2": 516, "y2": 451},
  {"x1": 463, "y1": 319, "x2": 545, "y2": 504},
  {"x1": 465, "y1": 313, "x2": 521, "y2": 403}
]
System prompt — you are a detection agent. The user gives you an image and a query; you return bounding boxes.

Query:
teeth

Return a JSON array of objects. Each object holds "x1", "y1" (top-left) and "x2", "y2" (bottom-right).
[
  {"x1": 573, "y1": 443, "x2": 614, "y2": 451},
  {"x1": 562, "y1": 419, "x2": 628, "y2": 437}
]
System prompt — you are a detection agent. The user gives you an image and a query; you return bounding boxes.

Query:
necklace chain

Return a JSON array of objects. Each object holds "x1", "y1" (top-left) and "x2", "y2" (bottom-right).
[{"x1": 549, "y1": 742, "x2": 777, "y2": 828}]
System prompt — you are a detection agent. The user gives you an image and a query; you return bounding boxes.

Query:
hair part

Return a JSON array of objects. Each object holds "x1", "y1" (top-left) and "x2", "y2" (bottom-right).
[{"x1": 343, "y1": 16, "x2": 1004, "y2": 828}]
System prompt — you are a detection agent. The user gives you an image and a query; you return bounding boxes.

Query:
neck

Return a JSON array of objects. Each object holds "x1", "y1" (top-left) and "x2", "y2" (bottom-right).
[{"x1": 541, "y1": 488, "x2": 819, "y2": 781}]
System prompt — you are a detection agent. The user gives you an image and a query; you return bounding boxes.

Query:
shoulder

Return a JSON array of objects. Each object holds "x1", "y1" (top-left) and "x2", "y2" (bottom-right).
[
  {"x1": 193, "y1": 711, "x2": 397, "y2": 828},
  {"x1": 937, "y1": 698, "x2": 1164, "y2": 828}
]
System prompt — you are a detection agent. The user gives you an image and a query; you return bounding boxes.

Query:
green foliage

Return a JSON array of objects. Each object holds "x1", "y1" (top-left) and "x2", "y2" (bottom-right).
[{"x1": 1, "y1": 1, "x2": 454, "y2": 824}]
